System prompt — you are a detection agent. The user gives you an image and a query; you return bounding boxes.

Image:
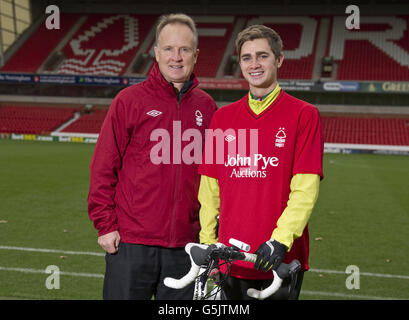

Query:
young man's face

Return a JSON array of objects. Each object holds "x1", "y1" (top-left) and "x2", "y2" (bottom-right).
[
  {"x1": 154, "y1": 23, "x2": 199, "y2": 90},
  {"x1": 239, "y1": 38, "x2": 284, "y2": 95}
]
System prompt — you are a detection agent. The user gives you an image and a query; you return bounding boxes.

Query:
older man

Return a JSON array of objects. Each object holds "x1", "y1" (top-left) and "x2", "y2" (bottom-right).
[{"x1": 88, "y1": 13, "x2": 217, "y2": 300}]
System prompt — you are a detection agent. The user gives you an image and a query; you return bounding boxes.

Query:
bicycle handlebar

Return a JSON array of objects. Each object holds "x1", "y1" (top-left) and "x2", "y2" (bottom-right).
[
  {"x1": 163, "y1": 241, "x2": 301, "y2": 300},
  {"x1": 163, "y1": 243, "x2": 207, "y2": 289}
]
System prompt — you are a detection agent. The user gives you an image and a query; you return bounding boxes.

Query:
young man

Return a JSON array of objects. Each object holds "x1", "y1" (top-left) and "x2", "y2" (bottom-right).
[
  {"x1": 198, "y1": 25, "x2": 324, "y2": 300},
  {"x1": 88, "y1": 13, "x2": 217, "y2": 300}
]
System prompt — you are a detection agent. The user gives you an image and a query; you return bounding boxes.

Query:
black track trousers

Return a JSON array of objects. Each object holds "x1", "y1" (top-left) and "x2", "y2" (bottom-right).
[{"x1": 103, "y1": 242, "x2": 194, "y2": 300}]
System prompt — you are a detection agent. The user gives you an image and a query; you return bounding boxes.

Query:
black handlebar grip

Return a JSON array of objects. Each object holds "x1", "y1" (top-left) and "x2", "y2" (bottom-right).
[
  {"x1": 190, "y1": 245, "x2": 216, "y2": 266},
  {"x1": 276, "y1": 260, "x2": 301, "y2": 279}
]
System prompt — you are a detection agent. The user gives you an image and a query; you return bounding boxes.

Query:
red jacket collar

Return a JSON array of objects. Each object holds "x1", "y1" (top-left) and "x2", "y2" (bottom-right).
[{"x1": 148, "y1": 62, "x2": 199, "y2": 97}]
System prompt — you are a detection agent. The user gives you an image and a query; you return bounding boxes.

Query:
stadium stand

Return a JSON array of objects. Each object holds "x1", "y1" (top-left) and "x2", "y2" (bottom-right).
[
  {"x1": 0, "y1": 14, "x2": 80, "y2": 73},
  {"x1": 63, "y1": 111, "x2": 409, "y2": 149},
  {"x1": 0, "y1": 5, "x2": 408, "y2": 153},
  {"x1": 0, "y1": 105, "x2": 79, "y2": 135},
  {"x1": 322, "y1": 115, "x2": 409, "y2": 146},
  {"x1": 193, "y1": 16, "x2": 237, "y2": 78},
  {"x1": 2, "y1": 13, "x2": 409, "y2": 81},
  {"x1": 60, "y1": 108, "x2": 107, "y2": 134},
  {"x1": 6, "y1": 103, "x2": 401, "y2": 149},
  {"x1": 55, "y1": 14, "x2": 158, "y2": 76},
  {"x1": 329, "y1": 15, "x2": 409, "y2": 81}
]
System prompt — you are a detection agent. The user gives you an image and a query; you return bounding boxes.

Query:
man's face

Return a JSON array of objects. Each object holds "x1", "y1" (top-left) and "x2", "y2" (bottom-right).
[
  {"x1": 239, "y1": 38, "x2": 284, "y2": 93},
  {"x1": 154, "y1": 23, "x2": 199, "y2": 88}
]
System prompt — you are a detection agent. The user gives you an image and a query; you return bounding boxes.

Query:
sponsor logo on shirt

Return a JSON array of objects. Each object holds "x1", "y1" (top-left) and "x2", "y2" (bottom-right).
[
  {"x1": 225, "y1": 154, "x2": 279, "y2": 178},
  {"x1": 147, "y1": 110, "x2": 162, "y2": 117}
]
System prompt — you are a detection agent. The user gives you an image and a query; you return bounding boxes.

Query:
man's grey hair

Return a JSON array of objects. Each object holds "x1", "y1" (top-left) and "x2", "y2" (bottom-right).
[{"x1": 155, "y1": 13, "x2": 198, "y2": 49}]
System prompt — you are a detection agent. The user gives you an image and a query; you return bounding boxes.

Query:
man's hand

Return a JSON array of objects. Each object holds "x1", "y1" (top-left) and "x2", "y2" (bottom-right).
[
  {"x1": 254, "y1": 239, "x2": 287, "y2": 272},
  {"x1": 98, "y1": 231, "x2": 121, "y2": 254}
]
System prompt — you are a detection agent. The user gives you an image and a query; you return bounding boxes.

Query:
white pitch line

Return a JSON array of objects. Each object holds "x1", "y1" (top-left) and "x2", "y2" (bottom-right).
[
  {"x1": 309, "y1": 268, "x2": 409, "y2": 280},
  {"x1": 0, "y1": 266, "x2": 404, "y2": 300},
  {"x1": 1, "y1": 245, "x2": 409, "y2": 281},
  {"x1": 0, "y1": 266, "x2": 104, "y2": 278},
  {"x1": 0, "y1": 245, "x2": 105, "y2": 257},
  {"x1": 301, "y1": 290, "x2": 403, "y2": 300}
]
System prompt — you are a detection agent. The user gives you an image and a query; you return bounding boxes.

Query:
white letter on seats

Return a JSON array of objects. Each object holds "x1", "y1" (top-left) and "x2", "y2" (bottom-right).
[{"x1": 330, "y1": 16, "x2": 409, "y2": 67}]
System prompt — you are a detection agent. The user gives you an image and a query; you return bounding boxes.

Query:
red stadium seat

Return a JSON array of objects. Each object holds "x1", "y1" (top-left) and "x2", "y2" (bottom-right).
[
  {"x1": 329, "y1": 15, "x2": 409, "y2": 81},
  {"x1": 1, "y1": 14, "x2": 80, "y2": 73},
  {"x1": 193, "y1": 17, "x2": 237, "y2": 77},
  {"x1": 322, "y1": 116, "x2": 409, "y2": 146},
  {"x1": 2, "y1": 13, "x2": 409, "y2": 82},
  {"x1": 61, "y1": 108, "x2": 107, "y2": 134},
  {"x1": 0, "y1": 105, "x2": 79, "y2": 135}
]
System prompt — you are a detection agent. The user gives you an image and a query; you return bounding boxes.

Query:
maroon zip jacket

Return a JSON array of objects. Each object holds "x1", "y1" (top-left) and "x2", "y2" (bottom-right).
[{"x1": 87, "y1": 63, "x2": 217, "y2": 247}]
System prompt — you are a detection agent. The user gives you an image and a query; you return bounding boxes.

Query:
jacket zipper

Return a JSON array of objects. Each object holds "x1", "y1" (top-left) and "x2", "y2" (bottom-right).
[
  {"x1": 169, "y1": 81, "x2": 197, "y2": 247},
  {"x1": 170, "y1": 98, "x2": 181, "y2": 247}
]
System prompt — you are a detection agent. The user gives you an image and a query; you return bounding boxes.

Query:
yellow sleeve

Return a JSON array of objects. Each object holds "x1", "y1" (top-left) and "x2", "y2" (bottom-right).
[
  {"x1": 198, "y1": 175, "x2": 220, "y2": 245},
  {"x1": 272, "y1": 173, "x2": 320, "y2": 251}
]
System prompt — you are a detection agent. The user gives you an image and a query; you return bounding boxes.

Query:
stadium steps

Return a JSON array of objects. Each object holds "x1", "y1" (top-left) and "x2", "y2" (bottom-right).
[
  {"x1": 38, "y1": 15, "x2": 88, "y2": 73},
  {"x1": 58, "y1": 108, "x2": 107, "y2": 136},
  {"x1": 124, "y1": 16, "x2": 158, "y2": 76},
  {"x1": 216, "y1": 17, "x2": 246, "y2": 78},
  {"x1": 52, "y1": 112, "x2": 82, "y2": 133},
  {"x1": 1, "y1": 14, "x2": 80, "y2": 73},
  {"x1": 312, "y1": 17, "x2": 332, "y2": 80}
]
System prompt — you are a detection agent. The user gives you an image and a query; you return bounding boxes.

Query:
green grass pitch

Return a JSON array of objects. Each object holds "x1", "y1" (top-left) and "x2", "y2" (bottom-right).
[{"x1": 0, "y1": 139, "x2": 408, "y2": 300}]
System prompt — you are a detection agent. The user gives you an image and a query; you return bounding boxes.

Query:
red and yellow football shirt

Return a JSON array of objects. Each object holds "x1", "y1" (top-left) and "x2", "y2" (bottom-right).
[{"x1": 198, "y1": 89, "x2": 324, "y2": 279}]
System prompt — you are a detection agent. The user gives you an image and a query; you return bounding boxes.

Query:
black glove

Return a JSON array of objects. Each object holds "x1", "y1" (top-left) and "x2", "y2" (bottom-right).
[{"x1": 254, "y1": 239, "x2": 287, "y2": 272}]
